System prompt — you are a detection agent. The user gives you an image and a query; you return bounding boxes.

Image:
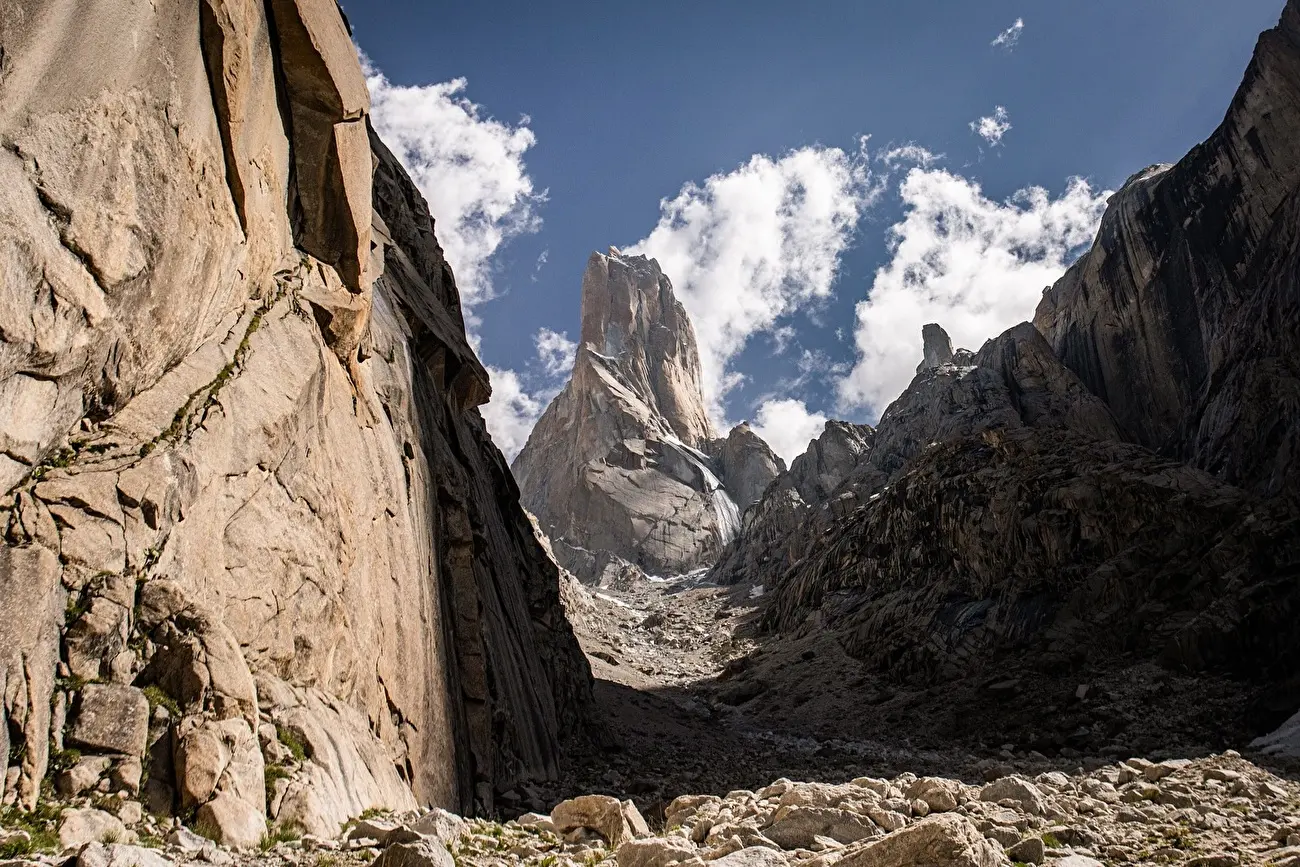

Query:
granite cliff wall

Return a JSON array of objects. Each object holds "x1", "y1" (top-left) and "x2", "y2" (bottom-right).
[{"x1": 0, "y1": 0, "x2": 590, "y2": 843}]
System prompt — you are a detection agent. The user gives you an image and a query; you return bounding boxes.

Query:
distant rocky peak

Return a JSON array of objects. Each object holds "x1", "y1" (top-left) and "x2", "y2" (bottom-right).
[
  {"x1": 577, "y1": 248, "x2": 714, "y2": 446},
  {"x1": 916, "y1": 323, "x2": 976, "y2": 374},
  {"x1": 920, "y1": 323, "x2": 955, "y2": 370}
]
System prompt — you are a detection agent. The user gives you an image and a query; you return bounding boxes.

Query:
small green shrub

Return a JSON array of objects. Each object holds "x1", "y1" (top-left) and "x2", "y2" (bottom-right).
[
  {"x1": 276, "y1": 724, "x2": 306, "y2": 762},
  {"x1": 48, "y1": 747, "x2": 83, "y2": 772},
  {"x1": 258, "y1": 822, "x2": 303, "y2": 851},
  {"x1": 142, "y1": 685, "x2": 181, "y2": 717},
  {"x1": 1041, "y1": 833, "x2": 1063, "y2": 848}
]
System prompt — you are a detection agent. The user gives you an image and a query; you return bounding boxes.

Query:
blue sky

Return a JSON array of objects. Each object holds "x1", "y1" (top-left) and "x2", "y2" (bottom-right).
[{"x1": 350, "y1": 0, "x2": 1283, "y2": 462}]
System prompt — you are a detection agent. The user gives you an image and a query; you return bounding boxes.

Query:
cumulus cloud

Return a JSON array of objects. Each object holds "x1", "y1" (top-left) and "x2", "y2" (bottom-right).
[
  {"x1": 362, "y1": 56, "x2": 554, "y2": 455},
  {"x1": 479, "y1": 329, "x2": 579, "y2": 460},
  {"x1": 627, "y1": 142, "x2": 878, "y2": 425},
  {"x1": 970, "y1": 107, "x2": 1012, "y2": 147},
  {"x1": 750, "y1": 399, "x2": 828, "y2": 465},
  {"x1": 364, "y1": 62, "x2": 543, "y2": 310},
  {"x1": 479, "y1": 366, "x2": 548, "y2": 461},
  {"x1": 535, "y1": 328, "x2": 577, "y2": 377},
  {"x1": 836, "y1": 169, "x2": 1110, "y2": 415},
  {"x1": 992, "y1": 18, "x2": 1025, "y2": 50}
]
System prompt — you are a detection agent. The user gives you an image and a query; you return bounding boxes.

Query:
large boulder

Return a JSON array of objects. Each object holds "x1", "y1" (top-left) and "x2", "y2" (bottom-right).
[
  {"x1": 372, "y1": 840, "x2": 455, "y2": 867},
  {"x1": 835, "y1": 814, "x2": 1006, "y2": 867},
  {"x1": 67, "y1": 684, "x2": 150, "y2": 758},
  {"x1": 59, "y1": 809, "x2": 128, "y2": 852},
  {"x1": 616, "y1": 837, "x2": 700, "y2": 867},
  {"x1": 551, "y1": 795, "x2": 651, "y2": 847}
]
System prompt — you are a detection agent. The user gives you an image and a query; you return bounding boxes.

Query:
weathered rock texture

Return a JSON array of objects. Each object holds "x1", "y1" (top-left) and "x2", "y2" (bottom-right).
[
  {"x1": 514, "y1": 250, "x2": 777, "y2": 583},
  {"x1": 721, "y1": 0, "x2": 1300, "y2": 746},
  {"x1": 0, "y1": 0, "x2": 589, "y2": 840},
  {"x1": 1035, "y1": 2, "x2": 1300, "y2": 498}
]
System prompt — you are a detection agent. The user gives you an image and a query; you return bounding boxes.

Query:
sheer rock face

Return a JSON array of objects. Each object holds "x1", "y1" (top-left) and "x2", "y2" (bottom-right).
[
  {"x1": 514, "y1": 251, "x2": 774, "y2": 583},
  {"x1": 704, "y1": 424, "x2": 786, "y2": 510},
  {"x1": 1034, "y1": 0, "x2": 1300, "y2": 497},
  {"x1": 726, "y1": 2, "x2": 1300, "y2": 731},
  {"x1": 0, "y1": 0, "x2": 589, "y2": 833}
]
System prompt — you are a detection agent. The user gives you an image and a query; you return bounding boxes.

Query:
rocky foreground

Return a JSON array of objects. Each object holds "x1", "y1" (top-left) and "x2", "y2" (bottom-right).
[{"x1": 2, "y1": 753, "x2": 1297, "y2": 867}]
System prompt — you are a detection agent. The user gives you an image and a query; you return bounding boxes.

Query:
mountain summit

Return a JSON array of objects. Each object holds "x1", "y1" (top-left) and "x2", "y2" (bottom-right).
[{"x1": 514, "y1": 250, "x2": 781, "y2": 584}]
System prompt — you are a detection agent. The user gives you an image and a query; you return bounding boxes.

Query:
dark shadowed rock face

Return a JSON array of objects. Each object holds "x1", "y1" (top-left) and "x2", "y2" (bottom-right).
[
  {"x1": 725, "y1": 1, "x2": 1300, "y2": 749},
  {"x1": 514, "y1": 250, "x2": 778, "y2": 583},
  {"x1": 712, "y1": 322, "x2": 1123, "y2": 587},
  {"x1": 1035, "y1": 1, "x2": 1300, "y2": 498},
  {"x1": 0, "y1": 0, "x2": 589, "y2": 833}
]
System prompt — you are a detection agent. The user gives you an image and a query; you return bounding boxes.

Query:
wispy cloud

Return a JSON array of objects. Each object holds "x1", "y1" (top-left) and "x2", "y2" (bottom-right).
[
  {"x1": 627, "y1": 141, "x2": 879, "y2": 426},
  {"x1": 992, "y1": 18, "x2": 1025, "y2": 51},
  {"x1": 970, "y1": 106, "x2": 1012, "y2": 147},
  {"x1": 878, "y1": 144, "x2": 942, "y2": 170},
  {"x1": 837, "y1": 169, "x2": 1110, "y2": 415}
]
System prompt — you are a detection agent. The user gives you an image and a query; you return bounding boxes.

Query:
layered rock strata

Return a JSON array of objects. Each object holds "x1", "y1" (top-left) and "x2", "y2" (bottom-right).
[
  {"x1": 514, "y1": 250, "x2": 779, "y2": 583},
  {"x1": 0, "y1": 0, "x2": 589, "y2": 843}
]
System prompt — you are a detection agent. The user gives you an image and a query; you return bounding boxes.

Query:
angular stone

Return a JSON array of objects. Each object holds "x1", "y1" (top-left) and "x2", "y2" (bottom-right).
[
  {"x1": 68, "y1": 684, "x2": 150, "y2": 758},
  {"x1": 408, "y1": 807, "x2": 468, "y2": 846},
  {"x1": 372, "y1": 840, "x2": 455, "y2": 867},
  {"x1": 56, "y1": 756, "x2": 114, "y2": 797},
  {"x1": 76, "y1": 841, "x2": 174, "y2": 867},
  {"x1": 763, "y1": 806, "x2": 878, "y2": 849},
  {"x1": 616, "y1": 836, "x2": 699, "y2": 867},
  {"x1": 980, "y1": 778, "x2": 1048, "y2": 815},
  {"x1": 552, "y1": 794, "x2": 649, "y2": 848},
  {"x1": 59, "y1": 808, "x2": 128, "y2": 851},
  {"x1": 195, "y1": 791, "x2": 267, "y2": 850},
  {"x1": 1007, "y1": 837, "x2": 1044, "y2": 864},
  {"x1": 906, "y1": 778, "x2": 961, "y2": 813},
  {"x1": 710, "y1": 848, "x2": 790, "y2": 866},
  {"x1": 837, "y1": 814, "x2": 1005, "y2": 867}
]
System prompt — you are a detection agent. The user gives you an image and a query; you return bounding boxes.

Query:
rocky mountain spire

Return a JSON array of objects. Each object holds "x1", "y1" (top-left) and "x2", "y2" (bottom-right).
[
  {"x1": 513, "y1": 249, "x2": 779, "y2": 585},
  {"x1": 577, "y1": 250, "x2": 715, "y2": 445}
]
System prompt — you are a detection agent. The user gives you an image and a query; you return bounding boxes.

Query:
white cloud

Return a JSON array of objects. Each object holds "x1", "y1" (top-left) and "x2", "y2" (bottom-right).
[
  {"x1": 480, "y1": 366, "x2": 548, "y2": 461},
  {"x1": 627, "y1": 142, "x2": 878, "y2": 426},
  {"x1": 992, "y1": 18, "x2": 1025, "y2": 50},
  {"x1": 770, "y1": 326, "x2": 798, "y2": 355},
  {"x1": 878, "y1": 144, "x2": 942, "y2": 169},
  {"x1": 836, "y1": 168, "x2": 1110, "y2": 415},
  {"x1": 364, "y1": 62, "x2": 543, "y2": 310},
  {"x1": 362, "y1": 56, "x2": 552, "y2": 455},
  {"x1": 749, "y1": 399, "x2": 828, "y2": 465},
  {"x1": 970, "y1": 107, "x2": 1012, "y2": 146},
  {"x1": 481, "y1": 329, "x2": 579, "y2": 460},
  {"x1": 535, "y1": 328, "x2": 577, "y2": 377}
]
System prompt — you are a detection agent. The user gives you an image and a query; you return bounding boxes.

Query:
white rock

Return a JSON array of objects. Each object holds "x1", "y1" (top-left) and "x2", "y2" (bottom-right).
[
  {"x1": 616, "y1": 836, "x2": 699, "y2": 867},
  {"x1": 59, "y1": 808, "x2": 128, "y2": 851},
  {"x1": 372, "y1": 840, "x2": 455, "y2": 867},
  {"x1": 833, "y1": 814, "x2": 1005, "y2": 867},
  {"x1": 76, "y1": 842, "x2": 174, "y2": 867}
]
